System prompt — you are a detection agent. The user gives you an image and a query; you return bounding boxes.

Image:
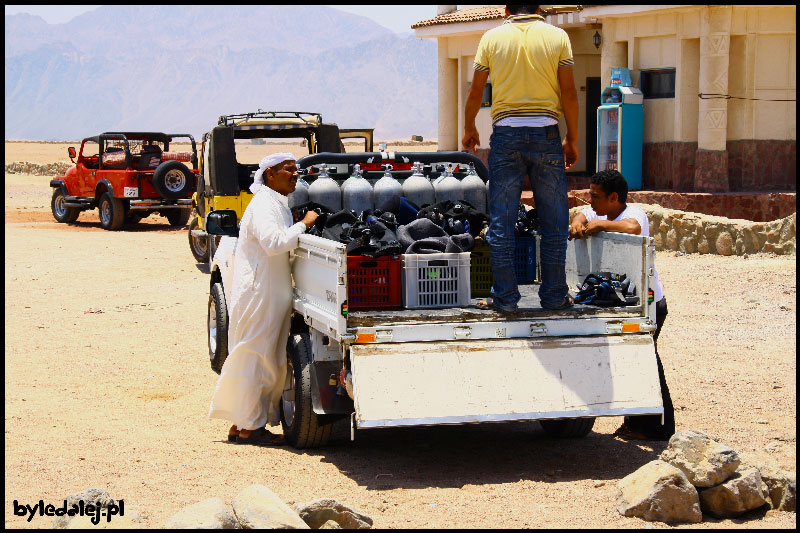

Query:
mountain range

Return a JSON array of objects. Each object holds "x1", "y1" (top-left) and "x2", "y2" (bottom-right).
[{"x1": 4, "y1": 5, "x2": 438, "y2": 141}]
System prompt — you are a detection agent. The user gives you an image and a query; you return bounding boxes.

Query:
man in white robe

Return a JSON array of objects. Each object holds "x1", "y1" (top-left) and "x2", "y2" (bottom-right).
[{"x1": 208, "y1": 153, "x2": 318, "y2": 445}]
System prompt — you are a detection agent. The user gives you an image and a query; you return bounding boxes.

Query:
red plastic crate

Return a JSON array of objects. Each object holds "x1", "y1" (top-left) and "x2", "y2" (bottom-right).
[{"x1": 347, "y1": 255, "x2": 402, "y2": 310}]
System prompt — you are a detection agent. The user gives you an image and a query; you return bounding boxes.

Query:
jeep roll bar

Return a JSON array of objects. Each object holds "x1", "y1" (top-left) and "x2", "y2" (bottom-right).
[
  {"x1": 218, "y1": 111, "x2": 323, "y2": 127},
  {"x1": 296, "y1": 151, "x2": 489, "y2": 181}
]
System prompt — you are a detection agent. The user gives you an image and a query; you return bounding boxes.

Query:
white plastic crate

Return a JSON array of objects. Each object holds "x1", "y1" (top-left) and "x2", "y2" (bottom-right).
[{"x1": 402, "y1": 253, "x2": 471, "y2": 309}]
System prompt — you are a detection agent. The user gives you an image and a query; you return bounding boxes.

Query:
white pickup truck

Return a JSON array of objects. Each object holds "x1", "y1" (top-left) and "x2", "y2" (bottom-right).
[{"x1": 205, "y1": 152, "x2": 664, "y2": 448}]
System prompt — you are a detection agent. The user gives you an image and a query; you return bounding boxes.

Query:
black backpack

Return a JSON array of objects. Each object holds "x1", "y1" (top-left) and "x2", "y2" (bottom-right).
[{"x1": 574, "y1": 272, "x2": 639, "y2": 307}]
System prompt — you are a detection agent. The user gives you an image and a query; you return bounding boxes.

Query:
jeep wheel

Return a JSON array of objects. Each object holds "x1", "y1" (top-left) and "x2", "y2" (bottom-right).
[
  {"x1": 98, "y1": 192, "x2": 125, "y2": 230},
  {"x1": 189, "y1": 217, "x2": 210, "y2": 263},
  {"x1": 153, "y1": 161, "x2": 193, "y2": 199},
  {"x1": 281, "y1": 333, "x2": 332, "y2": 448},
  {"x1": 208, "y1": 282, "x2": 229, "y2": 374},
  {"x1": 166, "y1": 209, "x2": 191, "y2": 227},
  {"x1": 51, "y1": 188, "x2": 79, "y2": 223},
  {"x1": 540, "y1": 417, "x2": 596, "y2": 438}
]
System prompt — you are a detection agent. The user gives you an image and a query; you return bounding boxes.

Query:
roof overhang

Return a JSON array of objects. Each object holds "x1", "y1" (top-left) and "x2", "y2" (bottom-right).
[{"x1": 580, "y1": 5, "x2": 693, "y2": 22}]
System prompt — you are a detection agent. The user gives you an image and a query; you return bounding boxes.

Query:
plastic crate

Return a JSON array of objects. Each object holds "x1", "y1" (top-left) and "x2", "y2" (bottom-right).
[
  {"x1": 470, "y1": 244, "x2": 493, "y2": 297},
  {"x1": 402, "y1": 253, "x2": 471, "y2": 309},
  {"x1": 347, "y1": 255, "x2": 402, "y2": 311},
  {"x1": 469, "y1": 234, "x2": 538, "y2": 296},
  {"x1": 514, "y1": 234, "x2": 537, "y2": 284}
]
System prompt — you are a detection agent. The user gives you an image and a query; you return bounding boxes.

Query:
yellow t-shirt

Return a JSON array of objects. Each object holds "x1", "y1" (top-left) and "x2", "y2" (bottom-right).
[{"x1": 474, "y1": 14, "x2": 574, "y2": 123}]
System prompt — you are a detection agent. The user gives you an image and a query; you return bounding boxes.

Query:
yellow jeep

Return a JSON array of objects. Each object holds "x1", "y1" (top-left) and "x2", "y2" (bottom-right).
[{"x1": 188, "y1": 111, "x2": 373, "y2": 262}]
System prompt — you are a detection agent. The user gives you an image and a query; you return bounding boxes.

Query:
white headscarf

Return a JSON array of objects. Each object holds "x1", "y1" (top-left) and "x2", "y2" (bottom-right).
[{"x1": 250, "y1": 152, "x2": 296, "y2": 194}]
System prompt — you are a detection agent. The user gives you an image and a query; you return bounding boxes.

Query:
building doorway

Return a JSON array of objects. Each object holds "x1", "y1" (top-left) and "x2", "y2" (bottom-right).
[{"x1": 586, "y1": 77, "x2": 601, "y2": 174}]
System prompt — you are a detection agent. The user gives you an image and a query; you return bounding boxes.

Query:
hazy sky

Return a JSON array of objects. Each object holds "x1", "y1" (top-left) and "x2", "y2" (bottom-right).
[{"x1": 4, "y1": 5, "x2": 438, "y2": 33}]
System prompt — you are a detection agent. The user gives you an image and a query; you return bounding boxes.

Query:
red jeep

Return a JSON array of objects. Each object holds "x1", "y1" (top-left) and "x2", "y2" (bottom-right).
[{"x1": 50, "y1": 132, "x2": 198, "y2": 230}]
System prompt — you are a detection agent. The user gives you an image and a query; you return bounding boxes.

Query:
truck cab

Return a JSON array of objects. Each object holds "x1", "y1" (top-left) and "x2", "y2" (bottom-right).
[{"x1": 188, "y1": 111, "x2": 374, "y2": 263}]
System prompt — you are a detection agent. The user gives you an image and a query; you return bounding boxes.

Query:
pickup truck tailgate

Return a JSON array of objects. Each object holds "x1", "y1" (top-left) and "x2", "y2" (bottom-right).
[{"x1": 350, "y1": 335, "x2": 663, "y2": 428}]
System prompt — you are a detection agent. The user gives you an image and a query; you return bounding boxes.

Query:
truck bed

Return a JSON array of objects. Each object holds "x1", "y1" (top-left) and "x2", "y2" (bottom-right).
[{"x1": 347, "y1": 283, "x2": 642, "y2": 327}]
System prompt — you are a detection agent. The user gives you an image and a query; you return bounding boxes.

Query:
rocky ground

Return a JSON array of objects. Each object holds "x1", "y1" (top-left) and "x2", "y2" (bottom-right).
[{"x1": 4, "y1": 142, "x2": 796, "y2": 528}]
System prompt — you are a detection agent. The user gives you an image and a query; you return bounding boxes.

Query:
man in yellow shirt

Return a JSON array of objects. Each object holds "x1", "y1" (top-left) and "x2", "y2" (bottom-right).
[{"x1": 463, "y1": 5, "x2": 579, "y2": 312}]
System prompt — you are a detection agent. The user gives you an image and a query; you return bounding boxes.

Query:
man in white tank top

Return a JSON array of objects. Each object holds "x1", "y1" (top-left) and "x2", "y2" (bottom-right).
[{"x1": 569, "y1": 169, "x2": 674, "y2": 440}]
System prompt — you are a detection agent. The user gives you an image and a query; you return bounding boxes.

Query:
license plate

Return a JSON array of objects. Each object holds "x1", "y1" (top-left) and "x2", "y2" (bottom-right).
[{"x1": 124, "y1": 187, "x2": 139, "y2": 198}]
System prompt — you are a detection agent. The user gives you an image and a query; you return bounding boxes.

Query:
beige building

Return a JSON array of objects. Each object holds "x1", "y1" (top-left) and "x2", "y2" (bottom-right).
[{"x1": 413, "y1": 5, "x2": 796, "y2": 193}]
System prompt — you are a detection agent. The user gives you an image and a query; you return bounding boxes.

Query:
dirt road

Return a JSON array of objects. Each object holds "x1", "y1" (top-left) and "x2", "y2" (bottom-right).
[{"x1": 4, "y1": 143, "x2": 796, "y2": 528}]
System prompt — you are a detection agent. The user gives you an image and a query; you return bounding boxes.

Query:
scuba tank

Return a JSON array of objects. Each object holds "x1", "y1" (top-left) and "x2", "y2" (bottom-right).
[
  {"x1": 460, "y1": 162, "x2": 487, "y2": 214},
  {"x1": 372, "y1": 164, "x2": 403, "y2": 212},
  {"x1": 401, "y1": 161, "x2": 435, "y2": 208},
  {"x1": 341, "y1": 163, "x2": 373, "y2": 216},
  {"x1": 307, "y1": 163, "x2": 341, "y2": 212},
  {"x1": 287, "y1": 171, "x2": 310, "y2": 210},
  {"x1": 433, "y1": 163, "x2": 463, "y2": 204}
]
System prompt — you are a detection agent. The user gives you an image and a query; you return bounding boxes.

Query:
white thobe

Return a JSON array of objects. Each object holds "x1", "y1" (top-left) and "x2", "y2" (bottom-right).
[{"x1": 208, "y1": 186, "x2": 306, "y2": 429}]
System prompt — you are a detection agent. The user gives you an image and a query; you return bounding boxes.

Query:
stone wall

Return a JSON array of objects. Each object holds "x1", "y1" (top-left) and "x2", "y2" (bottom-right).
[
  {"x1": 6, "y1": 161, "x2": 72, "y2": 176},
  {"x1": 569, "y1": 204, "x2": 796, "y2": 256},
  {"x1": 643, "y1": 140, "x2": 796, "y2": 193},
  {"x1": 564, "y1": 190, "x2": 796, "y2": 223}
]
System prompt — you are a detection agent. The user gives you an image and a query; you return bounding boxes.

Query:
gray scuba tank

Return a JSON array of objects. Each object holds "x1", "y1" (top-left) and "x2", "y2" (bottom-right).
[
  {"x1": 308, "y1": 163, "x2": 341, "y2": 212},
  {"x1": 401, "y1": 161, "x2": 435, "y2": 208},
  {"x1": 372, "y1": 164, "x2": 403, "y2": 211},
  {"x1": 433, "y1": 163, "x2": 463, "y2": 204},
  {"x1": 287, "y1": 175, "x2": 310, "y2": 210},
  {"x1": 341, "y1": 163, "x2": 373, "y2": 215},
  {"x1": 460, "y1": 162, "x2": 487, "y2": 214}
]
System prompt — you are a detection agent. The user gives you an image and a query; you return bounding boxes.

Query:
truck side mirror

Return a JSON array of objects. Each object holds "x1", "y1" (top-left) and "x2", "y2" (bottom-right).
[
  {"x1": 68, "y1": 147, "x2": 76, "y2": 162},
  {"x1": 205, "y1": 209, "x2": 239, "y2": 237}
]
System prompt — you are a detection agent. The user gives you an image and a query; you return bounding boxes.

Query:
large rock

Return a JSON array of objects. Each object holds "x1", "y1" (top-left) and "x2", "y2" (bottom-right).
[
  {"x1": 659, "y1": 430, "x2": 740, "y2": 487},
  {"x1": 616, "y1": 460, "x2": 703, "y2": 524},
  {"x1": 53, "y1": 488, "x2": 117, "y2": 529},
  {"x1": 164, "y1": 498, "x2": 240, "y2": 529},
  {"x1": 295, "y1": 498, "x2": 373, "y2": 529},
  {"x1": 779, "y1": 479, "x2": 796, "y2": 512},
  {"x1": 232, "y1": 485, "x2": 309, "y2": 529},
  {"x1": 754, "y1": 465, "x2": 792, "y2": 510},
  {"x1": 66, "y1": 509, "x2": 145, "y2": 529},
  {"x1": 698, "y1": 468, "x2": 769, "y2": 518}
]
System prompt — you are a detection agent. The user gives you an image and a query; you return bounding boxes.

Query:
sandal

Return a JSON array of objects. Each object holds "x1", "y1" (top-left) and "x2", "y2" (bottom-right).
[
  {"x1": 542, "y1": 295, "x2": 574, "y2": 310},
  {"x1": 236, "y1": 428, "x2": 287, "y2": 447},
  {"x1": 228, "y1": 425, "x2": 239, "y2": 442},
  {"x1": 475, "y1": 298, "x2": 517, "y2": 313}
]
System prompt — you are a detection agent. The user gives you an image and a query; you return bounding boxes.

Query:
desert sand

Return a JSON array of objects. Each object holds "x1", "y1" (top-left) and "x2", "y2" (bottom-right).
[{"x1": 4, "y1": 142, "x2": 796, "y2": 528}]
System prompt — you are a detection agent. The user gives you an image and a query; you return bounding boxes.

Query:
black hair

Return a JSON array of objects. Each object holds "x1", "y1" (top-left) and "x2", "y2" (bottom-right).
[
  {"x1": 507, "y1": 5, "x2": 540, "y2": 15},
  {"x1": 590, "y1": 169, "x2": 628, "y2": 204}
]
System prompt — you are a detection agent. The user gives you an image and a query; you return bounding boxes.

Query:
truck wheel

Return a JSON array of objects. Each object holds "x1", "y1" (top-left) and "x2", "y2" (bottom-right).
[
  {"x1": 51, "y1": 188, "x2": 79, "y2": 223},
  {"x1": 208, "y1": 282, "x2": 228, "y2": 374},
  {"x1": 189, "y1": 217, "x2": 210, "y2": 263},
  {"x1": 98, "y1": 192, "x2": 125, "y2": 230},
  {"x1": 166, "y1": 209, "x2": 191, "y2": 227},
  {"x1": 152, "y1": 161, "x2": 193, "y2": 199},
  {"x1": 281, "y1": 333, "x2": 332, "y2": 448},
  {"x1": 540, "y1": 417, "x2": 596, "y2": 438}
]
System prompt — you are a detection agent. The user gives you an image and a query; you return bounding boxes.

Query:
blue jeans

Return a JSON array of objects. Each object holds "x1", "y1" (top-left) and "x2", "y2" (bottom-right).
[{"x1": 487, "y1": 125, "x2": 570, "y2": 310}]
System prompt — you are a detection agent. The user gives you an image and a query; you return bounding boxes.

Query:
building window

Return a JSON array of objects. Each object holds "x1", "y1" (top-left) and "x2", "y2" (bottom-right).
[{"x1": 640, "y1": 68, "x2": 675, "y2": 99}]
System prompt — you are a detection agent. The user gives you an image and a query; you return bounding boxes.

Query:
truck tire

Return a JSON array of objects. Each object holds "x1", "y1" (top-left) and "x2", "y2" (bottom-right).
[
  {"x1": 98, "y1": 192, "x2": 125, "y2": 230},
  {"x1": 281, "y1": 333, "x2": 332, "y2": 448},
  {"x1": 208, "y1": 282, "x2": 228, "y2": 374},
  {"x1": 152, "y1": 160, "x2": 193, "y2": 199},
  {"x1": 540, "y1": 417, "x2": 596, "y2": 438},
  {"x1": 189, "y1": 217, "x2": 210, "y2": 263},
  {"x1": 51, "y1": 188, "x2": 79, "y2": 223},
  {"x1": 166, "y1": 209, "x2": 191, "y2": 227}
]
